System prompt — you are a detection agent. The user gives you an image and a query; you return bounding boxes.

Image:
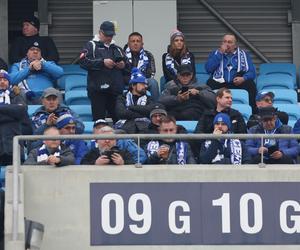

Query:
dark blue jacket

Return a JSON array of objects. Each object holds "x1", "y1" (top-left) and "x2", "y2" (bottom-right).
[{"x1": 63, "y1": 139, "x2": 89, "y2": 165}]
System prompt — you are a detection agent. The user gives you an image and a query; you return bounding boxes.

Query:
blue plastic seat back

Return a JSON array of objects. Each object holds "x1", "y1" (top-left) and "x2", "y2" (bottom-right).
[
  {"x1": 196, "y1": 73, "x2": 209, "y2": 85},
  {"x1": 83, "y1": 121, "x2": 94, "y2": 134},
  {"x1": 27, "y1": 105, "x2": 42, "y2": 118},
  {"x1": 65, "y1": 90, "x2": 90, "y2": 105},
  {"x1": 231, "y1": 104, "x2": 252, "y2": 122},
  {"x1": 65, "y1": 75, "x2": 87, "y2": 91},
  {"x1": 61, "y1": 64, "x2": 86, "y2": 73},
  {"x1": 256, "y1": 74, "x2": 294, "y2": 91},
  {"x1": 195, "y1": 63, "x2": 207, "y2": 74},
  {"x1": 230, "y1": 89, "x2": 249, "y2": 104},
  {"x1": 262, "y1": 89, "x2": 298, "y2": 104},
  {"x1": 176, "y1": 121, "x2": 198, "y2": 133},
  {"x1": 273, "y1": 104, "x2": 300, "y2": 125},
  {"x1": 57, "y1": 71, "x2": 87, "y2": 90},
  {"x1": 27, "y1": 79, "x2": 54, "y2": 96},
  {"x1": 69, "y1": 105, "x2": 92, "y2": 121}
]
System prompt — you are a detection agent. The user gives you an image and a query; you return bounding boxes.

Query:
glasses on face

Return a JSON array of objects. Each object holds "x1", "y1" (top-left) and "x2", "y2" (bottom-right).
[{"x1": 262, "y1": 98, "x2": 273, "y2": 103}]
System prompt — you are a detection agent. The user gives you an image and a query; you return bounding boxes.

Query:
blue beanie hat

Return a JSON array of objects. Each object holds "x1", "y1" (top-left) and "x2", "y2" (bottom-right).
[
  {"x1": 213, "y1": 113, "x2": 232, "y2": 129},
  {"x1": 56, "y1": 114, "x2": 75, "y2": 129},
  {"x1": 129, "y1": 67, "x2": 147, "y2": 85},
  {"x1": 0, "y1": 70, "x2": 10, "y2": 82}
]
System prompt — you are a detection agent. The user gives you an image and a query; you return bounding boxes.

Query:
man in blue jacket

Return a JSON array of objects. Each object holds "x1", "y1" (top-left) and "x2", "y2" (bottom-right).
[
  {"x1": 205, "y1": 33, "x2": 257, "y2": 112},
  {"x1": 246, "y1": 107, "x2": 298, "y2": 164}
]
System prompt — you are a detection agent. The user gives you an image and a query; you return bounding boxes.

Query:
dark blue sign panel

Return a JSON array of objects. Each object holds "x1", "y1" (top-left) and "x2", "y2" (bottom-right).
[{"x1": 90, "y1": 182, "x2": 300, "y2": 245}]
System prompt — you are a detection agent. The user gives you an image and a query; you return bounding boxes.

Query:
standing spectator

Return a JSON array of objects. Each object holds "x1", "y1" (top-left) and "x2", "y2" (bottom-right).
[
  {"x1": 24, "y1": 126, "x2": 74, "y2": 166},
  {"x1": 246, "y1": 107, "x2": 298, "y2": 164},
  {"x1": 9, "y1": 16, "x2": 59, "y2": 64},
  {"x1": 115, "y1": 68, "x2": 155, "y2": 133},
  {"x1": 124, "y1": 32, "x2": 159, "y2": 101},
  {"x1": 205, "y1": 33, "x2": 257, "y2": 112},
  {"x1": 79, "y1": 21, "x2": 126, "y2": 122},
  {"x1": 145, "y1": 116, "x2": 195, "y2": 165},
  {"x1": 247, "y1": 91, "x2": 289, "y2": 129},
  {"x1": 159, "y1": 64, "x2": 216, "y2": 120},
  {"x1": 9, "y1": 41, "x2": 63, "y2": 103},
  {"x1": 162, "y1": 29, "x2": 196, "y2": 83},
  {"x1": 81, "y1": 126, "x2": 134, "y2": 165},
  {"x1": 200, "y1": 113, "x2": 250, "y2": 164}
]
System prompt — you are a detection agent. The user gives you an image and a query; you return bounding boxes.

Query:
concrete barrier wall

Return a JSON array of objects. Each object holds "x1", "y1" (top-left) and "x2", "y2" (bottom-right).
[{"x1": 5, "y1": 164, "x2": 300, "y2": 250}]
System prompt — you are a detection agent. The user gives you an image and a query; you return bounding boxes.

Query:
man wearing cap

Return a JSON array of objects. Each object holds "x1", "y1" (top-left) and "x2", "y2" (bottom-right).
[
  {"x1": 115, "y1": 68, "x2": 155, "y2": 133},
  {"x1": 247, "y1": 91, "x2": 288, "y2": 129},
  {"x1": 200, "y1": 113, "x2": 250, "y2": 164},
  {"x1": 246, "y1": 106, "x2": 298, "y2": 164},
  {"x1": 31, "y1": 87, "x2": 84, "y2": 136},
  {"x1": 205, "y1": 33, "x2": 257, "y2": 112},
  {"x1": 159, "y1": 64, "x2": 216, "y2": 120},
  {"x1": 80, "y1": 20, "x2": 126, "y2": 122},
  {"x1": 9, "y1": 41, "x2": 63, "y2": 103},
  {"x1": 9, "y1": 16, "x2": 59, "y2": 64}
]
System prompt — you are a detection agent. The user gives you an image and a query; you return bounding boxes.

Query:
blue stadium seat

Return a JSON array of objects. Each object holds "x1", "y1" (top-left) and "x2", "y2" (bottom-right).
[
  {"x1": 176, "y1": 121, "x2": 198, "y2": 133},
  {"x1": 83, "y1": 121, "x2": 94, "y2": 134},
  {"x1": 231, "y1": 104, "x2": 252, "y2": 122},
  {"x1": 256, "y1": 74, "x2": 294, "y2": 91},
  {"x1": 69, "y1": 105, "x2": 92, "y2": 121},
  {"x1": 28, "y1": 79, "x2": 53, "y2": 96},
  {"x1": 195, "y1": 63, "x2": 206, "y2": 74},
  {"x1": 61, "y1": 64, "x2": 86, "y2": 73},
  {"x1": 196, "y1": 73, "x2": 209, "y2": 85},
  {"x1": 65, "y1": 90, "x2": 90, "y2": 105},
  {"x1": 263, "y1": 89, "x2": 298, "y2": 104},
  {"x1": 273, "y1": 104, "x2": 300, "y2": 127},
  {"x1": 57, "y1": 72, "x2": 87, "y2": 90},
  {"x1": 230, "y1": 89, "x2": 249, "y2": 104},
  {"x1": 65, "y1": 75, "x2": 87, "y2": 91},
  {"x1": 27, "y1": 105, "x2": 42, "y2": 117},
  {"x1": 259, "y1": 63, "x2": 297, "y2": 88}
]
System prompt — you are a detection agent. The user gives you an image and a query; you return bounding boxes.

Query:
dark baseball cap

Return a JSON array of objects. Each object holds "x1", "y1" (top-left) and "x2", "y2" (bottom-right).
[
  {"x1": 258, "y1": 106, "x2": 277, "y2": 120},
  {"x1": 177, "y1": 64, "x2": 193, "y2": 75},
  {"x1": 256, "y1": 91, "x2": 274, "y2": 102},
  {"x1": 100, "y1": 21, "x2": 116, "y2": 36}
]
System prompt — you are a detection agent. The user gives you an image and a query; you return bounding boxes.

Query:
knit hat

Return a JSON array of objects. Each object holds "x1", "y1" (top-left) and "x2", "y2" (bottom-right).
[
  {"x1": 170, "y1": 29, "x2": 184, "y2": 43},
  {"x1": 213, "y1": 113, "x2": 232, "y2": 129},
  {"x1": 23, "y1": 16, "x2": 40, "y2": 30},
  {"x1": 27, "y1": 41, "x2": 41, "y2": 51},
  {"x1": 150, "y1": 104, "x2": 167, "y2": 118},
  {"x1": 0, "y1": 70, "x2": 10, "y2": 82},
  {"x1": 256, "y1": 91, "x2": 274, "y2": 101},
  {"x1": 129, "y1": 68, "x2": 147, "y2": 84},
  {"x1": 100, "y1": 21, "x2": 116, "y2": 36},
  {"x1": 93, "y1": 119, "x2": 108, "y2": 128},
  {"x1": 56, "y1": 114, "x2": 75, "y2": 129},
  {"x1": 42, "y1": 87, "x2": 60, "y2": 98}
]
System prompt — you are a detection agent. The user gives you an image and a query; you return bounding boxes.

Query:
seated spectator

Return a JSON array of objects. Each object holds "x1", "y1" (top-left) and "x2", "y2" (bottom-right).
[
  {"x1": 145, "y1": 116, "x2": 195, "y2": 165},
  {"x1": 31, "y1": 87, "x2": 84, "y2": 135},
  {"x1": 200, "y1": 113, "x2": 250, "y2": 164},
  {"x1": 81, "y1": 126, "x2": 135, "y2": 165},
  {"x1": 0, "y1": 58, "x2": 8, "y2": 71},
  {"x1": 246, "y1": 107, "x2": 298, "y2": 164},
  {"x1": 91, "y1": 119, "x2": 147, "y2": 164},
  {"x1": 24, "y1": 126, "x2": 75, "y2": 166},
  {"x1": 115, "y1": 68, "x2": 155, "y2": 133},
  {"x1": 159, "y1": 64, "x2": 216, "y2": 120},
  {"x1": 9, "y1": 41, "x2": 63, "y2": 103},
  {"x1": 9, "y1": 16, "x2": 59, "y2": 64},
  {"x1": 162, "y1": 29, "x2": 196, "y2": 82},
  {"x1": 124, "y1": 32, "x2": 159, "y2": 101},
  {"x1": 247, "y1": 91, "x2": 289, "y2": 129},
  {"x1": 205, "y1": 33, "x2": 257, "y2": 112},
  {"x1": 144, "y1": 104, "x2": 167, "y2": 134}
]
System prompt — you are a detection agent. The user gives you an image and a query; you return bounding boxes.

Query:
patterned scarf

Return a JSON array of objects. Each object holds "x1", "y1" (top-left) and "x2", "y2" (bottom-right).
[
  {"x1": 32, "y1": 110, "x2": 66, "y2": 129},
  {"x1": 146, "y1": 141, "x2": 187, "y2": 165},
  {"x1": 213, "y1": 47, "x2": 249, "y2": 83},
  {"x1": 37, "y1": 144, "x2": 61, "y2": 163},
  {"x1": 125, "y1": 47, "x2": 149, "y2": 74},
  {"x1": 0, "y1": 89, "x2": 11, "y2": 104},
  {"x1": 165, "y1": 53, "x2": 191, "y2": 76}
]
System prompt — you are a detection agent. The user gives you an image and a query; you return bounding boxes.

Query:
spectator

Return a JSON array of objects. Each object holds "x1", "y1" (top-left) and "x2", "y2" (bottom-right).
[
  {"x1": 162, "y1": 29, "x2": 196, "y2": 82},
  {"x1": 31, "y1": 87, "x2": 84, "y2": 135},
  {"x1": 0, "y1": 58, "x2": 8, "y2": 71},
  {"x1": 9, "y1": 16, "x2": 59, "y2": 64},
  {"x1": 24, "y1": 126, "x2": 75, "y2": 166},
  {"x1": 79, "y1": 21, "x2": 126, "y2": 122},
  {"x1": 200, "y1": 113, "x2": 250, "y2": 164},
  {"x1": 115, "y1": 68, "x2": 155, "y2": 133},
  {"x1": 124, "y1": 32, "x2": 159, "y2": 101},
  {"x1": 246, "y1": 107, "x2": 298, "y2": 164},
  {"x1": 144, "y1": 104, "x2": 167, "y2": 134},
  {"x1": 81, "y1": 126, "x2": 134, "y2": 165},
  {"x1": 9, "y1": 41, "x2": 63, "y2": 104},
  {"x1": 247, "y1": 91, "x2": 289, "y2": 129},
  {"x1": 145, "y1": 116, "x2": 195, "y2": 165},
  {"x1": 205, "y1": 33, "x2": 257, "y2": 112},
  {"x1": 159, "y1": 64, "x2": 216, "y2": 120}
]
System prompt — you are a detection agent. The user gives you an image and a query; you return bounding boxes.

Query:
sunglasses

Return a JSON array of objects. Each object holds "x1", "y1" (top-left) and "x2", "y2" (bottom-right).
[{"x1": 262, "y1": 97, "x2": 273, "y2": 103}]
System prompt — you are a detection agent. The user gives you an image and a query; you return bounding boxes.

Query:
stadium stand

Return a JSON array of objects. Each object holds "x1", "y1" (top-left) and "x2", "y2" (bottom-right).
[
  {"x1": 256, "y1": 74, "x2": 294, "y2": 91},
  {"x1": 176, "y1": 120, "x2": 198, "y2": 133},
  {"x1": 273, "y1": 103, "x2": 300, "y2": 127},
  {"x1": 267, "y1": 89, "x2": 298, "y2": 104},
  {"x1": 57, "y1": 71, "x2": 87, "y2": 90},
  {"x1": 83, "y1": 121, "x2": 94, "y2": 134},
  {"x1": 27, "y1": 105, "x2": 42, "y2": 118},
  {"x1": 231, "y1": 103, "x2": 252, "y2": 122},
  {"x1": 65, "y1": 75, "x2": 87, "y2": 91},
  {"x1": 64, "y1": 90, "x2": 90, "y2": 105},
  {"x1": 69, "y1": 105, "x2": 92, "y2": 121},
  {"x1": 230, "y1": 89, "x2": 249, "y2": 104}
]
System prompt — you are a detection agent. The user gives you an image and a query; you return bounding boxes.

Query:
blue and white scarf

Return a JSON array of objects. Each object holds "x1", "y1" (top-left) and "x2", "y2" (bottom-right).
[
  {"x1": 213, "y1": 47, "x2": 249, "y2": 83},
  {"x1": 165, "y1": 53, "x2": 191, "y2": 76},
  {"x1": 37, "y1": 144, "x2": 61, "y2": 163},
  {"x1": 0, "y1": 89, "x2": 11, "y2": 104},
  {"x1": 125, "y1": 47, "x2": 149, "y2": 74},
  {"x1": 147, "y1": 141, "x2": 188, "y2": 165}
]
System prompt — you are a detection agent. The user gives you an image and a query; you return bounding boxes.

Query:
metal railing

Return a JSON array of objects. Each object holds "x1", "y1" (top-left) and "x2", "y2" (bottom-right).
[{"x1": 11, "y1": 132, "x2": 300, "y2": 241}]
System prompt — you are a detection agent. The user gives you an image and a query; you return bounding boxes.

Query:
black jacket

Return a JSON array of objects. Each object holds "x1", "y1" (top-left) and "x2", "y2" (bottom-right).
[
  {"x1": 9, "y1": 34, "x2": 59, "y2": 64},
  {"x1": 79, "y1": 37, "x2": 125, "y2": 95},
  {"x1": 0, "y1": 58, "x2": 7, "y2": 71}
]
